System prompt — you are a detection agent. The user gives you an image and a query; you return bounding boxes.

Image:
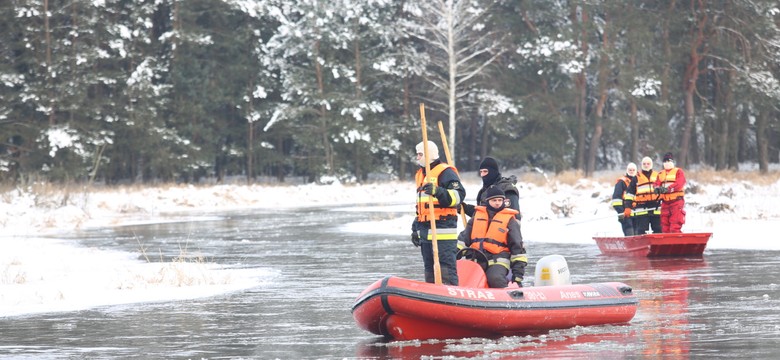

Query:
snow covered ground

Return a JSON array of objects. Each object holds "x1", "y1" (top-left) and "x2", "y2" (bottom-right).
[{"x1": 2, "y1": 170, "x2": 779, "y2": 317}]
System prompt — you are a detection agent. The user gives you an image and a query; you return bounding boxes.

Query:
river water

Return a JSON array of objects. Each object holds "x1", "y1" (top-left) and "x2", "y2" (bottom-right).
[{"x1": 1, "y1": 205, "x2": 780, "y2": 359}]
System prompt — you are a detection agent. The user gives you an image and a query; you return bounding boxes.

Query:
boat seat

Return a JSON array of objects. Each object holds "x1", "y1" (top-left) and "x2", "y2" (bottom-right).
[{"x1": 456, "y1": 259, "x2": 488, "y2": 288}]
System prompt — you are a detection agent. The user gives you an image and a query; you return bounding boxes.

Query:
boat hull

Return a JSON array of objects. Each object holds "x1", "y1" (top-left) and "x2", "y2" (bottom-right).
[
  {"x1": 351, "y1": 262, "x2": 638, "y2": 340},
  {"x1": 593, "y1": 232, "x2": 712, "y2": 257}
]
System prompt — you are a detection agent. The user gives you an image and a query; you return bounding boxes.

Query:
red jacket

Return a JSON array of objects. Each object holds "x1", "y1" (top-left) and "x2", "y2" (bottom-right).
[{"x1": 655, "y1": 167, "x2": 685, "y2": 202}]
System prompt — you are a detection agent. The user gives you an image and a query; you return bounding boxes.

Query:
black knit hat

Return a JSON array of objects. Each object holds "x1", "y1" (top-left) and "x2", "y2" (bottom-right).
[
  {"x1": 479, "y1": 157, "x2": 499, "y2": 172},
  {"x1": 663, "y1": 152, "x2": 674, "y2": 162},
  {"x1": 484, "y1": 185, "x2": 505, "y2": 200}
]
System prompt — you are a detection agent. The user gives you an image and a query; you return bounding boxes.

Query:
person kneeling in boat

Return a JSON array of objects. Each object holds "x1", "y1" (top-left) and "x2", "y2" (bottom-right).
[{"x1": 457, "y1": 186, "x2": 527, "y2": 288}]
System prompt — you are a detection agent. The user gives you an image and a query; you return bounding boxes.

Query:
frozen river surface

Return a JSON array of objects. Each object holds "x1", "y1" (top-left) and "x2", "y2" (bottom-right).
[{"x1": 2, "y1": 206, "x2": 780, "y2": 359}]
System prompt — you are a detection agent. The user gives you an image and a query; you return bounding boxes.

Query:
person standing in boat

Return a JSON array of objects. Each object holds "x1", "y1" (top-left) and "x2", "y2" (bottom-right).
[
  {"x1": 631, "y1": 156, "x2": 662, "y2": 234},
  {"x1": 457, "y1": 186, "x2": 527, "y2": 288},
  {"x1": 654, "y1": 152, "x2": 686, "y2": 233},
  {"x1": 612, "y1": 163, "x2": 637, "y2": 236},
  {"x1": 461, "y1": 156, "x2": 522, "y2": 221},
  {"x1": 411, "y1": 140, "x2": 466, "y2": 286}
]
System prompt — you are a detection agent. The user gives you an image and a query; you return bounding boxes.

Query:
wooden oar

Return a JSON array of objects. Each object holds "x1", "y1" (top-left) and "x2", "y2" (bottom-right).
[
  {"x1": 437, "y1": 120, "x2": 467, "y2": 228},
  {"x1": 420, "y1": 103, "x2": 442, "y2": 285}
]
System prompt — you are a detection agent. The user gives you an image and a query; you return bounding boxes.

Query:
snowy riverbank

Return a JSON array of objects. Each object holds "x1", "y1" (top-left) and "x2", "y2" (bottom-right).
[{"x1": 2, "y1": 173, "x2": 780, "y2": 317}]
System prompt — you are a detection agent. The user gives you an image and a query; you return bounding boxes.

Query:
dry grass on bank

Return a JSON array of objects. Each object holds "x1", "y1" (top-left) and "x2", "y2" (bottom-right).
[
  {"x1": 517, "y1": 168, "x2": 780, "y2": 187},
  {"x1": 685, "y1": 168, "x2": 780, "y2": 186},
  {"x1": 2, "y1": 168, "x2": 780, "y2": 197}
]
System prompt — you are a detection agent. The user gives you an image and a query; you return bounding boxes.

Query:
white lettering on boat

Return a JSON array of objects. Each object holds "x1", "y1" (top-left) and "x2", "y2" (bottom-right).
[
  {"x1": 447, "y1": 287, "x2": 496, "y2": 300},
  {"x1": 560, "y1": 291, "x2": 582, "y2": 299},
  {"x1": 523, "y1": 292, "x2": 547, "y2": 301},
  {"x1": 582, "y1": 291, "x2": 601, "y2": 298},
  {"x1": 603, "y1": 241, "x2": 626, "y2": 250}
]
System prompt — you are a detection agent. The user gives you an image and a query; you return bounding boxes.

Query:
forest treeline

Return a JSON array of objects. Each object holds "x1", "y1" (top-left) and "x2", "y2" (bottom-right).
[{"x1": 1, "y1": 0, "x2": 778, "y2": 185}]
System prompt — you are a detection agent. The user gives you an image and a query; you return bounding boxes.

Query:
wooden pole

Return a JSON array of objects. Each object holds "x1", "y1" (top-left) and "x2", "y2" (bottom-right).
[
  {"x1": 420, "y1": 103, "x2": 443, "y2": 285},
  {"x1": 437, "y1": 121, "x2": 468, "y2": 227}
]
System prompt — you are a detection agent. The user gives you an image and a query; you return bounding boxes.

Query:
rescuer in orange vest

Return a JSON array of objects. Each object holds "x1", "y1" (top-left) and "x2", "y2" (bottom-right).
[
  {"x1": 412, "y1": 140, "x2": 466, "y2": 285},
  {"x1": 612, "y1": 162, "x2": 637, "y2": 236},
  {"x1": 631, "y1": 156, "x2": 662, "y2": 234},
  {"x1": 654, "y1": 152, "x2": 687, "y2": 233},
  {"x1": 457, "y1": 186, "x2": 527, "y2": 288}
]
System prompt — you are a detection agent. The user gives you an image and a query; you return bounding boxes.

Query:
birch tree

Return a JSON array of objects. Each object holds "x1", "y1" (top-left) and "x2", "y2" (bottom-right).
[{"x1": 401, "y1": 0, "x2": 511, "y2": 162}]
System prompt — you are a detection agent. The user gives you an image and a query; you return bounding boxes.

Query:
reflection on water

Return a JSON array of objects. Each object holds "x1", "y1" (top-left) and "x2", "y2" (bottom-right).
[
  {"x1": 620, "y1": 258, "x2": 708, "y2": 359},
  {"x1": 355, "y1": 325, "x2": 640, "y2": 359},
  {"x1": 1, "y1": 206, "x2": 779, "y2": 358}
]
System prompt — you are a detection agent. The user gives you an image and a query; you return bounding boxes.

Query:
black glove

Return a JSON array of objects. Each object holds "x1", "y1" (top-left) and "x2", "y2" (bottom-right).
[
  {"x1": 653, "y1": 187, "x2": 662, "y2": 194},
  {"x1": 421, "y1": 183, "x2": 443, "y2": 197},
  {"x1": 658, "y1": 186, "x2": 669, "y2": 194},
  {"x1": 411, "y1": 232, "x2": 420, "y2": 247},
  {"x1": 513, "y1": 275, "x2": 523, "y2": 287},
  {"x1": 461, "y1": 203, "x2": 475, "y2": 216}
]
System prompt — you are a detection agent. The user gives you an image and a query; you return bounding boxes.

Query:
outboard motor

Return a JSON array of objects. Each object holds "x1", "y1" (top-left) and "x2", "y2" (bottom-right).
[{"x1": 534, "y1": 255, "x2": 572, "y2": 286}]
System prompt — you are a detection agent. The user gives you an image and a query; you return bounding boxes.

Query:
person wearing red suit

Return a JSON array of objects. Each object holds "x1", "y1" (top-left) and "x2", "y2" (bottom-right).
[{"x1": 654, "y1": 152, "x2": 686, "y2": 233}]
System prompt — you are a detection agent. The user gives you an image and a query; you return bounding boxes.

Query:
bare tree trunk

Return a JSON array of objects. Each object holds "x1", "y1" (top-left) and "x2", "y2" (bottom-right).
[
  {"x1": 353, "y1": 18, "x2": 363, "y2": 180},
  {"x1": 469, "y1": 113, "x2": 478, "y2": 169},
  {"x1": 247, "y1": 121, "x2": 254, "y2": 183},
  {"x1": 276, "y1": 137, "x2": 285, "y2": 182},
  {"x1": 735, "y1": 106, "x2": 750, "y2": 168},
  {"x1": 400, "y1": 76, "x2": 410, "y2": 180},
  {"x1": 629, "y1": 99, "x2": 638, "y2": 161},
  {"x1": 313, "y1": 39, "x2": 333, "y2": 175},
  {"x1": 247, "y1": 84, "x2": 254, "y2": 184},
  {"x1": 169, "y1": 0, "x2": 181, "y2": 183},
  {"x1": 756, "y1": 108, "x2": 768, "y2": 173},
  {"x1": 726, "y1": 71, "x2": 742, "y2": 170},
  {"x1": 657, "y1": 0, "x2": 676, "y2": 155},
  {"x1": 681, "y1": 88, "x2": 696, "y2": 167},
  {"x1": 626, "y1": 55, "x2": 638, "y2": 161},
  {"x1": 172, "y1": 0, "x2": 180, "y2": 64},
  {"x1": 587, "y1": 11, "x2": 610, "y2": 176},
  {"x1": 446, "y1": 5, "x2": 457, "y2": 163},
  {"x1": 717, "y1": 70, "x2": 736, "y2": 170},
  {"x1": 480, "y1": 116, "x2": 489, "y2": 162},
  {"x1": 43, "y1": 0, "x2": 55, "y2": 125},
  {"x1": 571, "y1": 3, "x2": 589, "y2": 171},
  {"x1": 353, "y1": 17, "x2": 363, "y2": 99},
  {"x1": 680, "y1": 0, "x2": 709, "y2": 168}
]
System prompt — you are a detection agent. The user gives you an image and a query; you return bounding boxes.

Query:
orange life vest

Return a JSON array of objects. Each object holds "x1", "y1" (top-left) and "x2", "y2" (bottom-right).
[
  {"x1": 634, "y1": 171, "x2": 658, "y2": 203},
  {"x1": 610, "y1": 176, "x2": 634, "y2": 208},
  {"x1": 469, "y1": 206, "x2": 519, "y2": 255},
  {"x1": 415, "y1": 163, "x2": 459, "y2": 222},
  {"x1": 658, "y1": 167, "x2": 684, "y2": 201}
]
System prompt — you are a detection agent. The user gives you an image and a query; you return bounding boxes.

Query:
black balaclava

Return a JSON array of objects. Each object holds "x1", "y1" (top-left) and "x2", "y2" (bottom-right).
[{"x1": 479, "y1": 157, "x2": 500, "y2": 187}]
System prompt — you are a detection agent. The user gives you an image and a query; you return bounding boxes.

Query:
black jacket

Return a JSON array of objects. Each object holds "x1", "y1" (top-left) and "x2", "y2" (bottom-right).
[{"x1": 465, "y1": 175, "x2": 521, "y2": 220}]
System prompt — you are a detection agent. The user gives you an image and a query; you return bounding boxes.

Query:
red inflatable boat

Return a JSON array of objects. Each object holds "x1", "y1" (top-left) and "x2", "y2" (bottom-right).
[
  {"x1": 351, "y1": 260, "x2": 638, "y2": 340},
  {"x1": 593, "y1": 232, "x2": 712, "y2": 257}
]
